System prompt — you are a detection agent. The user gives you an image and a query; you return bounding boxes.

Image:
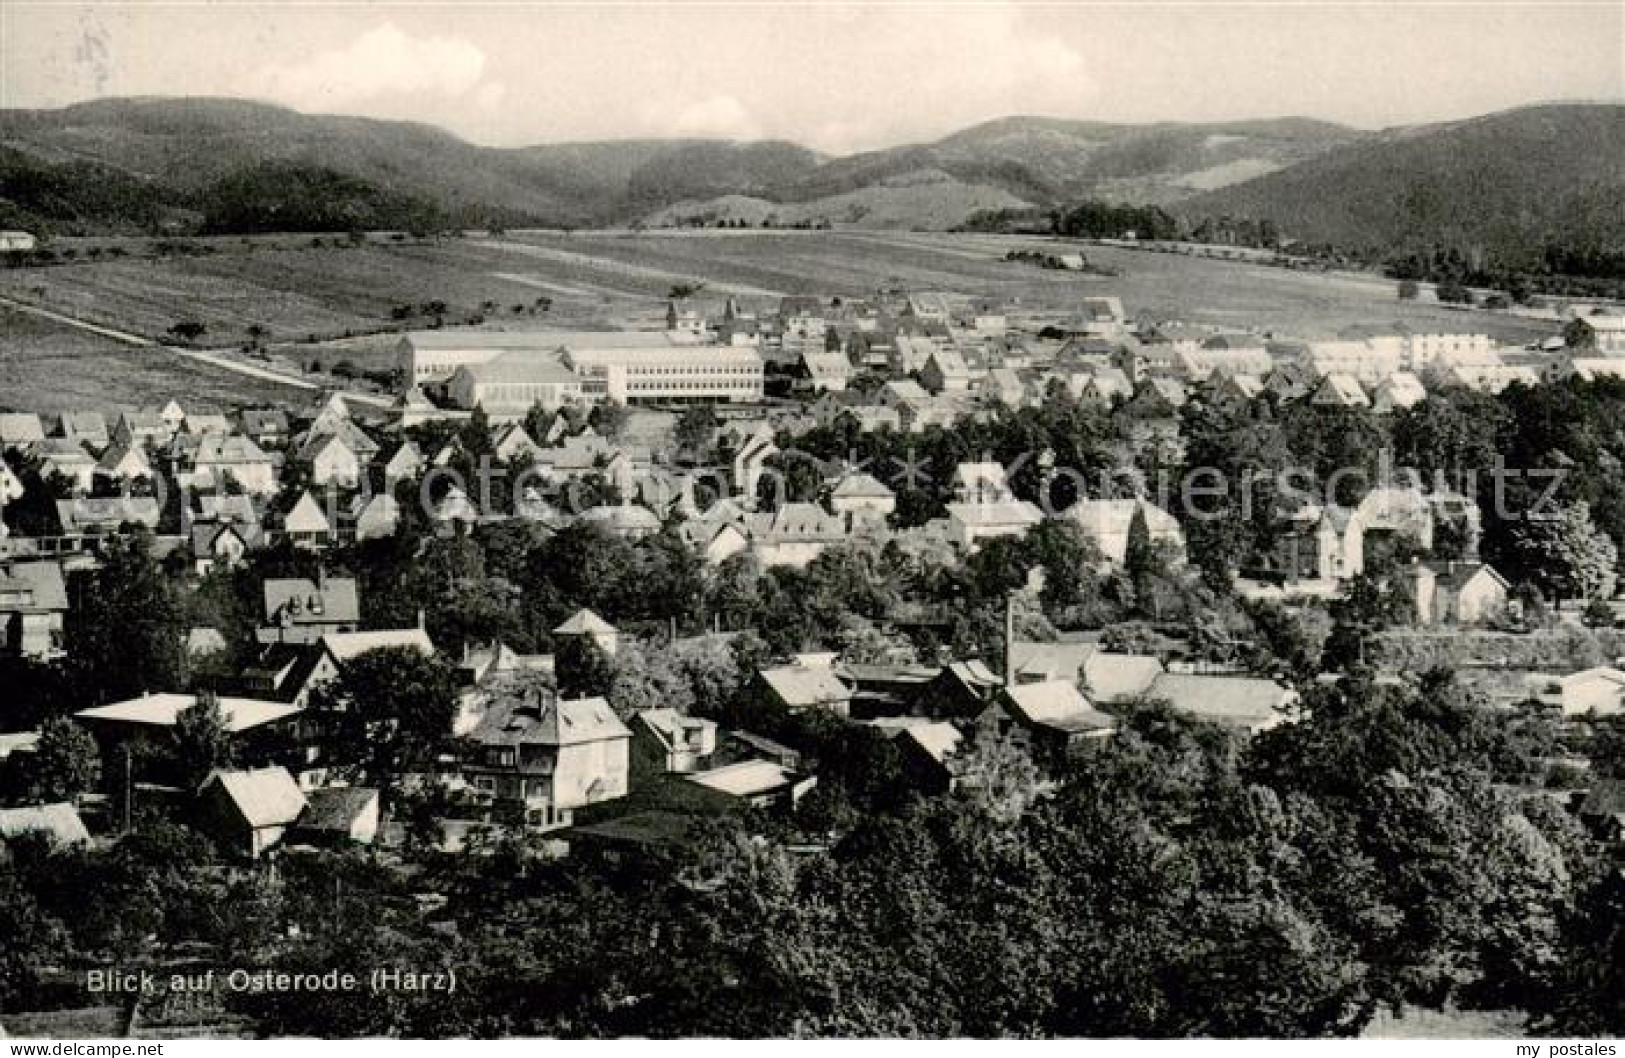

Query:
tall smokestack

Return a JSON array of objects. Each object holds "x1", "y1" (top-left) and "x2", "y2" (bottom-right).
[{"x1": 1004, "y1": 592, "x2": 1016, "y2": 687}]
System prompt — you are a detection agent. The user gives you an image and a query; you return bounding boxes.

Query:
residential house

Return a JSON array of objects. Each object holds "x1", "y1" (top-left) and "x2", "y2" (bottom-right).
[
  {"x1": 1310, "y1": 372, "x2": 1370, "y2": 408},
  {"x1": 237, "y1": 408, "x2": 291, "y2": 449},
  {"x1": 988, "y1": 680, "x2": 1117, "y2": 767},
  {"x1": 190, "y1": 520, "x2": 259, "y2": 575},
  {"x1": 797, "y1": 350, "x2": 853, "y2": 393},
  {"x1": 282, "y1": 491, "x2": 334, "y2": 548},
  {"x1": 0, "y1": 413, "x2": 45, "y2": 452},
  {"x1": 352, "y1": 494, "x2": 401, "y2": 541},
  {"x1": 554, "y1": 608, "x2": 619, "y2": 658},
  {"x1": 492, "y1": 423, "x2": 542, "y2": 464},
  {"x1": 292, "y1": 786, "x2": 381, "y2": 847},
  {"x1": 259, "y1": 575, "x2": 362, "y2": 645},
  {"x1": 196, "y1": 766, "x2": 308, "y2": 859},
  {"x1": 183, "y1": 411, "x2": 232, "y2": 436},
  {"x1": 631, "y1": 708, "x2": 718, "y2": 777},
  {"x1": 381, "y1": 441, "x2": 426, "y2": 487},
  {"x1": 94, "y1": 440, "x2": 153, "y2": 486},
  {"x1": 56, "y1": 412, "x2": 109, "y2": 452},
  {"x1": 465, "y1": 689, "x2": 631, "y2": 829},
  {"x1": 0, "y1": 560, "x2": 67, "y2": 660},
  {"x1": 756, "y1": 662, "x2": 855, "y2": 718},
  {"x1": 36, "y1": 440, "x2": 96, "y2": 493},
  {"x1": 826, "y1": 471, "x2": 897, "y2": 517},
  {"x1": 685, "y1": 759, "x2": 817, "y2": 812},
  {"x1": 192, "y1": 434, "x2": 278, "y2": 495},
  {"x1": 945, "y1": 462, "x2": 1042, "y2": 550},
  {"x1": 299, "y1": 433, "x2": 363, "y2": 488},
  {"x1": 921, "y1": 347, "x2": 975, "y2": 393},
  {"x1": 113, "y1": 408, "x2": 170, "y2": 449},
  {"x1": 893, "y1": 722, "x2": 966, "y2": 793},
  {"x1": 1061, "y1": 498, "x2": 1185, "y2": 566},
  {"x1": 1406, "y1": 560, "x2": 1510, "y2": 626},
  {"x1": 55, "y1": 496, "x2": 162, "y2": 537},
  {"x1": 1371, "y1": 372, "x2": 1428, "y2": 413}
]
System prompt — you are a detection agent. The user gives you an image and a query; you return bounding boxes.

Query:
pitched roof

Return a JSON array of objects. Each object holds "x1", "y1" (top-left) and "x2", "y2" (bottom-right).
[
  {"x1": 0, "y1": 802, "x2": 91, "y2": 846},
  {"x1": 686, "y1": 759, "x2": 798, "y2": 797},
  {"x1": 759, "y1": 664, "x2": 852, "y2": 708},
  {"x1": 554, "y1": 608, "x2": 616, "y2": 635},
  {"x1": 830, "y1": 471, "x2": 894, "y2": 499},
  {"x1": 899, "y1": 721, "x2": 963, "y2": 764},
  {"x1": 1002, "y1": 680, "x2": 1117, "y2": 735},
  {"x1": 299, "y1": 786, "x2": 379, "y2": 832},
  {"x1": 1083, "y1": 652, "x2": 1164, "y2": 702},
  {"x1": 203, "y1": 767, "x2": 307, "y2": 828},
  {"x1": 0, "y1": 413, "x2": 46, "y2": 446},
  {"x1": 321, "y1": 627, "x2": 435, "y2": 663}
]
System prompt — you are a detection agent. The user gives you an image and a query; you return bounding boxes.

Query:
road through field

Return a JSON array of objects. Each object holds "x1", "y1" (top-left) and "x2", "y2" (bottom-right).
[{"x1": 0, "y1": 295, "x2": 393, "y2": 407}]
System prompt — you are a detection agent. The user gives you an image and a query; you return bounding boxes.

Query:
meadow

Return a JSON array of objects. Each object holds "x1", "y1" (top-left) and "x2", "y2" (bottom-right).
[
  {"x1": 1, "y1": 230, "x2": 1556, "y2": 403},
  {"x1": 0, "y1": 306, "x2": 307, "y2": 415}
]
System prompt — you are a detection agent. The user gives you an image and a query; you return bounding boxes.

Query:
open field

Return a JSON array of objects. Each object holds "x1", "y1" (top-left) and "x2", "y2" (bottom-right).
[
  {"x1": 0, "y1": 306, "x2": 308, "y2": 415},
  {"x1": 2, "y1": 230, "x2": 1558, "y2": 406}
]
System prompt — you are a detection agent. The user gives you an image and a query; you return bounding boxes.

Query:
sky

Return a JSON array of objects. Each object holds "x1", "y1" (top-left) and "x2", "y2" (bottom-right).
[{"x1": 1, "y1": 1, "x2": 1621, "y2": 155}]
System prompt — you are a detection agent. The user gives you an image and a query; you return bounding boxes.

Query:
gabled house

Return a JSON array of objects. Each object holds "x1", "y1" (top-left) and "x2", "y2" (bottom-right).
[
  {"x1": 292, "y1": 786, "x2": 381, "y2": 847},
  {"x1": 196, "y1": 766, "x2": 308, "y2": 859},
  {"x1": 921, "y1": 347, "x2": 974, "y2": 393},
  {"x1": 1310, "y1": 373, "x2": 1370, "y2": 408},
  {"x1": 381, "y1": 440, "x2": 426, "y2": 487},
  {"x1": 56, "y1": 412, "x2": 109, "y2": 452},
  {"x1": 631, "y1": 708, "x2": 718, "y2": 777},
  {"x1": 988, "y1": 680, "x2": 1117, "y2": 767},
  {"x1": 1060, "y1": 498, "x2": 1186, "y2": 566},
  {"x1": 190, "y1": 520, "x2": 260, "y2": 576},
  {"x1": 55, "y1": 496, "x2": 162, "y2": 536},
  {"x1": 94, "y1": 440, "x2": 153, "y2": 485},
  {"x1": 756, "y1": 662, "x2": 855, "y2": 718},
  {"x1": 114, "y1": 408, "x2": 170, "y2": 448},
  {"x1": 1371, "y1": 372, "x2": 1427, "y2": 413},
  {"x1": 298, "y1": 433, "x2": 362, "y2": 488},
  {"x1": 36, "y1": 440, "x2": 96, "y2": 493},
  {"x1": 893, "y1": 722, "x2": 966, "y2": 793},
  {"x1": 1546, "y1": 667, "x2": 1625, "y2": 719},
  {"x1": 237, "y1": 408, "x2": 291, "y2": 449},
  {"x1": 798, "y1": 350, "x2": 853, "y2": 393},
  {"x1": 492, "y1": 423, "x2": 542, "y2": 464},
  {"x1": 282, "y1": 491, "x2": 334, "y2": 547},
  {"x1": 192, "y1": 434, "x2": 278, "y2": 495},
  {"x1": 352, "y1": 493, "x2": 401, "y2": 541},
  {"x1": 1406, "y1": 560, "x2": 1510, "y2": 626},
  {"x1": 0, "y1": 560, "x2": 68, "y2": 660}
]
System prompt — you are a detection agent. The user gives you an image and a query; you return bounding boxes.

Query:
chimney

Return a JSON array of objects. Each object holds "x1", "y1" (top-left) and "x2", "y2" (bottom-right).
[
  {"x1": 1003, "y1": 592, "x2": 1016, "y2": 687},
  {"x1": 416, "y1": 608, "x2": 427, "y2": 631}
]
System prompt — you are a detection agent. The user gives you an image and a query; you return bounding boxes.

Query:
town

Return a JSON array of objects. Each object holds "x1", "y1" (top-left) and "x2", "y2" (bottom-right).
[{"x1": 2, "y1": 261, "x2": 1625, "y2": 1038}]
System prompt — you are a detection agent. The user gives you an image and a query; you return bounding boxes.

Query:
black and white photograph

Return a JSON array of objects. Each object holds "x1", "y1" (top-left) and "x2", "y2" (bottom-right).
[{"x1": 0, "y1": 0, "x2": 1622, "y2": 1046}]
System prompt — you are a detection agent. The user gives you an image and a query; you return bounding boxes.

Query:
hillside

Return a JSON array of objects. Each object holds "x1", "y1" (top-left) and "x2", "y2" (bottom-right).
[
  {"x1": 781, "y1": 116, "x2": 1363, "y2": 206},
  {"x1": 644, "y1": 169, "x2": 1035, "y2": 230},
  {"x1": 0, "y1": 97, "x2": 1361, "y2": 234},
  {"x1": 1177, "y1": 104, "x2": 1625, "y2": 267}
]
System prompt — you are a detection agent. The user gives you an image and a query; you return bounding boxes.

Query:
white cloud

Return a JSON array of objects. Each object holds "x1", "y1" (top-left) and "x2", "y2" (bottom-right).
[
  {"x1": 664, "y1": 95, "x2": 763, "y2": 140},
  {"x1": 251, "y1": 23, "x2": 492, "y2": 109}
]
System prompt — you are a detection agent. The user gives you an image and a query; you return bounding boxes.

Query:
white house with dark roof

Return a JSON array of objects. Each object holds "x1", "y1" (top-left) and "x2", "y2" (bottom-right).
[{"x1": 465, "y1": 689, "x2": 631, "y2": 829}]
